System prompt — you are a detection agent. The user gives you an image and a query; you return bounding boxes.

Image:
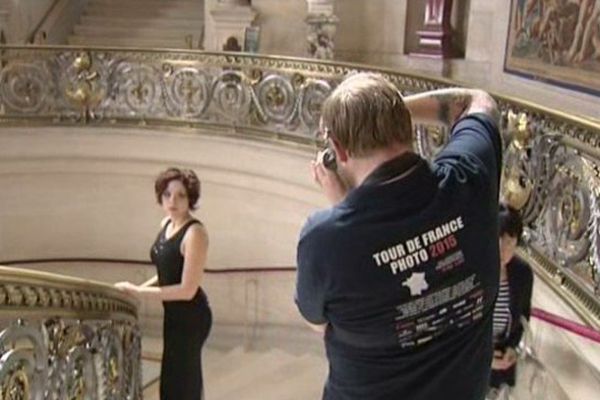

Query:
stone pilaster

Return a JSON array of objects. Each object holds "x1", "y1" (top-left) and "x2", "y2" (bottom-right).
[
  {"x1": 204, "y1": 0, "x2": 257, "y2": 51},
  {"x1": 305, "y1": 0, "x2": 338, "y2": 60}
]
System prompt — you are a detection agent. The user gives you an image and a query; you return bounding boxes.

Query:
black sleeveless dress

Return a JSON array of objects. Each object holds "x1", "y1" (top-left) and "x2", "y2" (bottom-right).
[{"x1": 150, "y1": 219, "x2": 212, "y2": 400}]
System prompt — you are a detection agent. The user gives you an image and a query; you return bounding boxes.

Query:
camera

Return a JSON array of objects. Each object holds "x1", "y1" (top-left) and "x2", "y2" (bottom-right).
[
  {"x1": 322, "y1": 147, "x2": 337, "y2": 170},
  {"x1": 319, "y1": 147, "x2": 337, "y2": 171},
  {"x1": 315, "y1": 126, "x2": 337, "y2": 171}
]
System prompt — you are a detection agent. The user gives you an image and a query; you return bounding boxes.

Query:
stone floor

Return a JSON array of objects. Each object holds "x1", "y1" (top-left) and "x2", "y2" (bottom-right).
[{"x1": 141, "y1": 337, "x2": 327, "y2": 400}]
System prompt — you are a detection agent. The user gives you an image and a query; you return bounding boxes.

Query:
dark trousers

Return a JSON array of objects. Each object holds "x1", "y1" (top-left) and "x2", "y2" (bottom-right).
[
  {"x1": 489, "y1": 365, "x2": 516, "y2": 388},
  {"x1": 160, "y1": 303, "x2": 212, "y2": 400}
]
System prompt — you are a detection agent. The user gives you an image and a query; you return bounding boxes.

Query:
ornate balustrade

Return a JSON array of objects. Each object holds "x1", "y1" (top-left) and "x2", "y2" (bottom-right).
[
  {"x1": 0, "y1": 45, "x2": 448, "y2": 140},
  {"x1": 0, "y1": 266, "x2": 140, "y2": 400},
  {"x1": 0, "y1": 45, "x2": 599, "y2": 331}
]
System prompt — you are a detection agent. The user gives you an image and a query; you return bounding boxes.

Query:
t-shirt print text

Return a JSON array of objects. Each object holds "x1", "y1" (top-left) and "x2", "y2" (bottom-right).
[
  {"x1": 372, "y1": 216, "x2": 465, "y2": 275},
  {"x1": 394, "y1": 275, "x2": 485, "y2": 348}
]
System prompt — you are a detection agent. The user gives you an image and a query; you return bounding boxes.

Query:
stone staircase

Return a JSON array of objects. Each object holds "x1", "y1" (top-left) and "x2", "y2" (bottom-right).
[
  {"x1": 69, "y1": 0, "x2": 204, "y2": 49},
  {"x1": 142, "y1": 338, "x2": 328, "y2": 400}
]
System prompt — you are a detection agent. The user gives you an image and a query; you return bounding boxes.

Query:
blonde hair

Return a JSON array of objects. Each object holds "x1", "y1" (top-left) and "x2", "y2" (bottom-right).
[{"x1": 320, "y1": 73, "x2": 412, "y2": 157}]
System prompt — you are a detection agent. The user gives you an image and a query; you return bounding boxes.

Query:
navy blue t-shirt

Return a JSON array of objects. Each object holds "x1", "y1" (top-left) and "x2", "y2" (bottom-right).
[{"x1": 296, "y1": 113, "x2": 502, "y2": 400}]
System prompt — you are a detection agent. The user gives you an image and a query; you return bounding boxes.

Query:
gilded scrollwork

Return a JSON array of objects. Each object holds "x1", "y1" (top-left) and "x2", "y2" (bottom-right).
[
  {"x1": 298, "y1": 78, "x2": 332, "y2": 132},
  {"x1": 0, "y1": 324, "x2": 47, "y2": 400},
  {"x1": 66, "y1": 345, "x2": 98, "y2": 400},
  {"x1": 414, "y1": 124, "x2": 449, "y2": 161},
  {"x1": 95, "y1": 327, "x2": 124, "y2": 400},
  {"x1": 583, "y1": 159, "x2": 600, "y2": 295},
  {"x1": 0, "y1": 47, "x2": 451, "y2": 136},
  {"x1": 0, "y1": 269, "x2": 139, "y2": 399},
  {"x1": 0, "y1": 63, "x2": 49, "y2": 114},
  {"x1": 541, "y1": 157, "x2": 591, "y2": 266},
  {"x1": 255, "y1": 75, "x2": 296, "y2": 124},
  {"x1": 213, "y1": 71, "x2": 252, "y2": 121},
  {"x1": 114, "y1": 63, "x2": 162, "y2": 116},
  {"x1": 64, "y1": 53, "x2": 102, "y2": 107},
  {"x1": 164, "y1": 67, "x2": 210, "y2": 118},
  {"x1": 500, "y1": 110, "x2": 558, "y2": 224},
  {"x1": 0, "y1": 318, "x2": 140, "y2": 400},
  {"x1": 1, "y1": 45, "x2": 600, "y2": 324},
  {"x1": 1, "y1": 366, "x2": 31, "y2": 400}
]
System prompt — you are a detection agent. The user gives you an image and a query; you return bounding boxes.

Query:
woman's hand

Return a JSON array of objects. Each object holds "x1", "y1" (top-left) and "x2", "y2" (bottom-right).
[
  {"x1": 491, "y1": 347, "x2": 518, "y2": 370},
  {"x1": 114, "y1": 281, "x2": 140, "y2": 295}
]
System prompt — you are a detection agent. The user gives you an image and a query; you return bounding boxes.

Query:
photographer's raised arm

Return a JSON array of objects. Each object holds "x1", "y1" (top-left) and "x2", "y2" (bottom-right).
[
  {"x1": 403, "y1": 88, "x2": 499, "y2": 127},
  {"x1": 404, "y1": 88, "x2": 503, "y2": 188}
]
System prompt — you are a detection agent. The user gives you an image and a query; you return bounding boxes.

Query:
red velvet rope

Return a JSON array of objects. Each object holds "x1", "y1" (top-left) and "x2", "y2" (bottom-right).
[{"x1": 531, "y1": 307, "x2": 600, "y2": 344}]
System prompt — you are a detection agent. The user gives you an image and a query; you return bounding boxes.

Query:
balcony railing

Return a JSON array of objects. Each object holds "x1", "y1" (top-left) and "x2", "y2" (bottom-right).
[
  {"x1": 0, "y1": 265, "x2": 140, "y2": 399},
  {"x1": 0, "y1": 45, "x2": 599, "y2": 329}
]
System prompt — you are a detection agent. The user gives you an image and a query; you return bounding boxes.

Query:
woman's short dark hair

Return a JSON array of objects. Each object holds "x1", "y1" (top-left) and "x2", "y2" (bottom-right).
[
  {"x1": 154, "y1": 168, "x2": 201, "y2": 209},
  {"x1": 499, "y1": 204, "x2": 523, "y2": 239}
]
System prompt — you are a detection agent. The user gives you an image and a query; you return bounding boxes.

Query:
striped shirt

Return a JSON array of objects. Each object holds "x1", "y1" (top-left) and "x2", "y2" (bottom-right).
[{"x1": 493, "y1": 280, "x2": 511, "y2": 340}]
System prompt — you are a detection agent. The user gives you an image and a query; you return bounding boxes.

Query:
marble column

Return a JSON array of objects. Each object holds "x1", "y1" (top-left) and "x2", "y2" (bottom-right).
[
  {"x1": 205, "y1": 0, "x2": 257, "y2": 51},
  {"x1": 305, "y1": 0, "x2": 338, "y2": 60}
]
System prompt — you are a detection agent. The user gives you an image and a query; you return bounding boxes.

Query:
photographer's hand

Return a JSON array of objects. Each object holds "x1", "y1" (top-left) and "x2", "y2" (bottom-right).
[
  {"x1": 312, "y1": 151, "x2": 348, "y2": 205},
  {"x1": 491, "y1": 347, "x2": 518, "y2": 370}
]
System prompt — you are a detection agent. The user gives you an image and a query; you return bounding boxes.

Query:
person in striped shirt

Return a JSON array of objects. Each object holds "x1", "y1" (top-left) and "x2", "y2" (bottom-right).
[{"x1": 489, "y1": 205, "x2": 533, "y2": 391}]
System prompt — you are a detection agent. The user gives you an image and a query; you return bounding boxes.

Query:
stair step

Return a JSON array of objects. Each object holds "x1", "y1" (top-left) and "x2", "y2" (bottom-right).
[
  {"x1": 68, "y1": 35, "x2": 197, "y2": 49},
  {"x1": 139, "y1": 343, "x2": 328, "y2": 400},
  {"x1": 87, "y1": 1, "x2": 202, "y2": 11},
  {"x1": 209, "y1": 349, "x2": 298, "y2": 400},
  {"x1": 80, "y1": 15, "x2": 202, "y2": 29},
  {"x1": 84, "y1": 6, "x2": 203, "y2": 19},
  {"x1": 204, "y1": 347, "x2": 246, "y2": 383},
  {"x1": 212, "y1": 353, "x2": 327, "y2": 400},
  {"x1": 73, "y1": 25, "x2": 201, "y2": 41},
  {"x1": 208, "y1": 348, "x2": 289, "y2": 386},
  {"x1": 91, "y1": 0, "x2": 200, "y2": 6}
]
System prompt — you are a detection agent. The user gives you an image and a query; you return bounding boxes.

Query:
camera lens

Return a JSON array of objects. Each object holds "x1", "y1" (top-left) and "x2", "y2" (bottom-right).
[{"x1": 322, "y1": 148, "x2": 337, "y2": 170}]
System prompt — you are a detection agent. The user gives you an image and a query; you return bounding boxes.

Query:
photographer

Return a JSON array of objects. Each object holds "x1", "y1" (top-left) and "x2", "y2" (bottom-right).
[{"x1": 295, "y1": 73, "x2": 502, "y2": 400}]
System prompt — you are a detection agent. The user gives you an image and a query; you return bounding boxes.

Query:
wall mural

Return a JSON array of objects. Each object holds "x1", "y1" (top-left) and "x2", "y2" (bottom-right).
[{"x1": 505, "y1": 0, "x2": 600, "y2": 96}]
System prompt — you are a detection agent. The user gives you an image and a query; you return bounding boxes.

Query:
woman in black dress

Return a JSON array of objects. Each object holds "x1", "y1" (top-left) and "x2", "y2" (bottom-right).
[{"x1": 116, "y1": 167, "x2": 212, "y2": 400}]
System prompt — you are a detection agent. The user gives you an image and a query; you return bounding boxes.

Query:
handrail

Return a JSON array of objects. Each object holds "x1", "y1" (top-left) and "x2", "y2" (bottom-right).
[
  {"x1": 25, "y1": 0, "x2": 62, "y2": 44},
  {"x1": 5, "y1": 258, "x2": 600, "y2": 339},
  {"x1": 0, "y1": 264, "x2": 138, "y2": 319},
  {"x1": 5, "y1": 257, "x2": 600, "y2": 335},
  {"x1": 0, "y1": 257, "x2": 297, "y2": 274},
  {"x1": 5, "y1": 258, "x2": 600, "y2": 341}
]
